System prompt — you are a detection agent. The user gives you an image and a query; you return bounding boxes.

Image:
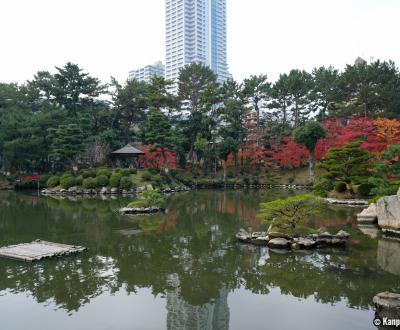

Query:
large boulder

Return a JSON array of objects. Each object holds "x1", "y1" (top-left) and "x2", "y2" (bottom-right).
[
  {"x1": 374, "y1": 292, "x2": 400, "y2": 320},
  {"x1": 357, "y1": 203, "x2": 378, "y2": 224},
  {"x1": 377, "y1": 190, "x2": 400, "y2": 234},
  {"x1": 268, "y1": 238, "x2": 291, "y2": 249}
]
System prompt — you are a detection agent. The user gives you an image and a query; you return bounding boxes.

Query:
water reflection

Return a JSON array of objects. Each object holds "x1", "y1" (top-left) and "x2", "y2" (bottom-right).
[{"x1": 0, "y1": 191, "x2": 399, "y2": 329}]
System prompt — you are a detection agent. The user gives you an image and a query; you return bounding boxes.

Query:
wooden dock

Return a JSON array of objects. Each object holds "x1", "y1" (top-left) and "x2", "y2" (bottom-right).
[{"x1": 0, "y1": 240, "x2": 86, "y2": 262}]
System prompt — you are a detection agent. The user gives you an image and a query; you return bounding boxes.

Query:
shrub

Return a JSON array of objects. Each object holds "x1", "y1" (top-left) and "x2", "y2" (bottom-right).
[
  {"x1": 96, "y1": 167, "x2": 111, "y2": 178},
  {"x1": 109, "y1": 173, "x2": 122, "y2": 188},
  {"x1": 96, "y1": 175, "x2": 109, "y2": 187},
  {"x1": 76, "y1": 175, "x2": 83, "y2": 186},
  {"x1": 119, "y1": 169, "x2": 130, "y2": 177},
  {"x1": 60, "y1": 176, "x2": 76, "y2": 189},
  {"x1": 129, "y1": 168, "x2": 137, "y2": 174},
  {"x1": 82, "y1": 177, "x2": 97, "y2": 189},
  {"x1": 357, "y1": 183, "x2": 373, "y2": 196},
  {"x1": 141, "y1": 170, "x2": 152, "y2": 182},
  {"x1": 152, "y1": 175, "x2": 163, "y2": 184},
  {"x1": 313, "y1": 179, "x2": 334, "y2": 197},
  {"x1": 335, "y1": 182, "x2": 347, "y2": 193},
  {"x1": 47, "y1": 176, "x2": 60, "y2": 188},
  {"x1": 120, "y1": 176, "x2": 133, "y2": 190},
  {"x1": 139, "y1": 190, "x2": 166, "y2": 206},
  {"x1": 60, "y1": 172, "x2": 74, "y2": 181},
  {"x1": 149, "y1": 168, "x2": 159, "y2": 175},
  {"x1": 82, "y1": 169, "x2": 96, "y2": 178}
]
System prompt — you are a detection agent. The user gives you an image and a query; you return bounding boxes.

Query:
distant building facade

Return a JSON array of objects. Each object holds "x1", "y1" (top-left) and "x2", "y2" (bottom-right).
[
  {"x1": 128, "y1": 61, "x2": 165, "y2": 82},
  {"x1": 165, "y1": 0, "x2": 231, "y2": 92}
]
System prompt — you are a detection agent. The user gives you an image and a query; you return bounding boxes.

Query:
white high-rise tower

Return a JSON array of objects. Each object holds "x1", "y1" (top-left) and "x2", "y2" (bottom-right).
[{"x1": 165, "y1": 0, "x2": 231, "y2": 90}]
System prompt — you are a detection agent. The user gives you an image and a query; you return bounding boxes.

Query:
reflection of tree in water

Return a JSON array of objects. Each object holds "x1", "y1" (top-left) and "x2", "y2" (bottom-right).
[{"x1": 0, "y1": 190, "x2": 400, "y2": 318}]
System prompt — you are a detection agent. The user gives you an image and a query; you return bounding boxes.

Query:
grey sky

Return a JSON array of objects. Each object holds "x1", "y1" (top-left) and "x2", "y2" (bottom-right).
[{"x1": 1, "y1": 0, "x2": 399, "y2": 84}]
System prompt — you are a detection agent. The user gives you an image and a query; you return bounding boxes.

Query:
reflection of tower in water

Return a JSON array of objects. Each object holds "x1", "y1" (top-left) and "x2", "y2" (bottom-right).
[{"x1": 166, "y1": 274, "x2": 229, "y2": 330}]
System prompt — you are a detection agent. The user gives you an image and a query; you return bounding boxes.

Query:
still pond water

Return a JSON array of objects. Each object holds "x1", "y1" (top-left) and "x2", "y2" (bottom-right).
[{"x1": 0, "y1": 190, "x2": 399, "y2": 330}]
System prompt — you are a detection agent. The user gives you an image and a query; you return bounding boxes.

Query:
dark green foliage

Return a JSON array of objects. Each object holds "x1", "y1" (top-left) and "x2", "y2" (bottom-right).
[
  {"x1": 60, "y1": 176, "x2": 76, "y2": 189},
  {"x1": 357, "y1": 183, "x2": 373, "y2": 196},
  {"x1": 369, "y1": 143, "x2": 400, "y2": 197},
  {"x1": 317, "y1": 142, "x2": 373, "y2": 184},
  {"x1": 119, "y1": 169, "x2": 132, "y2": 177},
  {"x1": 96, "y1": 168, "x2": 111, "y2": 177},
  {"x1": 75, "y1": 175, "x2": 83, "y2": 186},
  {"x1": 335, "y1": 182, "x2": 347, "y2": 193},
  {"x1": 141, "y1": 171, "x2": 152, "y2": 182},
  {"x1": 47, "y1": 176, "x2": 60, "y2": 188},
  {"x1": 96, "y1": 175, "x2": 109, "y2": 187},
  {"x1": 258, "y1": 194, "x2": 323, "y2": 231},
  {"x1": 119, "y1": 177, "x2": 132, "y2": 190},
  {"x1": 82, "y1": 169, "x2": 96, "y2": 178},
  {"x1": 82, "y1": 177, "x2": 97, "y2": 189},
  {"x1": 128, "y1": 191, "x2": 166, "y2": 208},
  {"x1": 109, "y1": 173, "x2": 122, "y2": 188},
  {"x1": 313, "y1": 179, "x2": 334, "y2": 197}
]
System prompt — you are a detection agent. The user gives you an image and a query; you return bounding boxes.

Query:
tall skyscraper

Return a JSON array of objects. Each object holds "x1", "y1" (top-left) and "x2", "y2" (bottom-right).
[{"x1": 165, "y1": 0, "x2": 231, "y2": 90}]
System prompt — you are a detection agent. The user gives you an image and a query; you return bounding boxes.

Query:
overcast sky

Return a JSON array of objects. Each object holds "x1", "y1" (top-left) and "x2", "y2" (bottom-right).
[{"x1": 1, "y1": 0, "x2": 399, "y2": 84}]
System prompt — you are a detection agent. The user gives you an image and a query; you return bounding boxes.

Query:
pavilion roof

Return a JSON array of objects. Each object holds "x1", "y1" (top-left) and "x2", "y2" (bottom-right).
[{"x1": 111, "y1": 144, "x2": 145, "y2": 156}]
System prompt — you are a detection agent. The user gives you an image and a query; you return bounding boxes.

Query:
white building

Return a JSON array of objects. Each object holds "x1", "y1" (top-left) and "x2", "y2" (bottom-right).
[
  {"x1": 165, "y1": 0, "x2": 231, "y2": 91},
  {"x1": 128, "y1": 61, "x2": 165, "y2": 82}
]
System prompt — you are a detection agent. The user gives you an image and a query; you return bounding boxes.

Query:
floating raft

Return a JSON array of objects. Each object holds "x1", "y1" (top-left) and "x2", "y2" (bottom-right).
[{"x1": 0, "y1": 240, "x2": 86, "y2": 262}]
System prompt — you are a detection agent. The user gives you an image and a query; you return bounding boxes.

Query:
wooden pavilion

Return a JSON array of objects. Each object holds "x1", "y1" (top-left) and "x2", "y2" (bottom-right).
[{"x1": 111, "y1": 144, "x2": 145, "y2": 168}]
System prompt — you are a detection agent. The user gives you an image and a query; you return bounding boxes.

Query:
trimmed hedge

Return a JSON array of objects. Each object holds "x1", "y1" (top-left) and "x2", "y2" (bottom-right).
[
  {"x1": 82, "y1": 169, "x2": 96, "y2": 178},
  {"x1": 82, "y1": 177, "x2": 97, "y2": 189},
  {"x1": 120, "y1": 177, "x2": 132, "y2": 190},
  {"x1": 109, "y1": 173, "x2": 122, "y2": 188},
  {"x1": 47, "y1": 176, "x2": 60, "y2": 188},
  {"x1": 60, "y1": 176, "x2": 76, "y2": 189},
  {"x1": 96, "y1": 175, "x2": 109, "y2": 187},
  {"x1": 96, "y1": 168, "x2": 111, "y2": 177}
]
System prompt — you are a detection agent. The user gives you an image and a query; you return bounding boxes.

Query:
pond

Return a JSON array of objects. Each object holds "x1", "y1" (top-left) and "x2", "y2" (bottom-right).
[{"x1": 0, "y1": 190, "x2": 399, "y2": 330}]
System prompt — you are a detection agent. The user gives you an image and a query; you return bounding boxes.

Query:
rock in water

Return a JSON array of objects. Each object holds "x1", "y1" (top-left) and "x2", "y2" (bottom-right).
[
  {"x1": 268, "y1": 238, "x2": 291, "y2": 249},
  {"x1": 377, "y1": 191, "x2": 400, "y2": 235},
  {"x1": 335, "y1": 230, "x2": 350, "y2": 238},
  {"x1": 296, "y1": 238, "x2": 316, "y2": 249},
  {"x1": 373, "y1": 292, "x2": 400, "y2": 320},
  {"x1": 357, "y1": 203, "x2": 378, "y2": 224}
]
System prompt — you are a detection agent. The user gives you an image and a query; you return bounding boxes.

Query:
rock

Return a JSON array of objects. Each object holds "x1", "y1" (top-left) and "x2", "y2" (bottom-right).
[
  {"x1": 251, "y1": 232, "x2": 267, "y2": 239},
  {"x1": 297, "y1": 238, "x2": 316, "y2": 249},
  {"x1": 268, "y1": 238, "x2": 291, "y2": 249},
  {"x1": 235, "y1": 229, "x2": 251, "y2": 243},
  {"x1": 357, "y1": 203, "x2": 378, "y2": 223},
  {"x1": 110, "y1": 188, "x2": 119, "y2": 194},
  {"x1": 319, "y1": 231, "x2": 334, "y2": 238},
  {"x1": 100, "y1": 187, "x2": 109, "y2": 194},
  {"x1": 291, "y1": 242, "x2": 300, "y2": 250},
  {"x1": 335, "y1": 230, "x2": 350, "y2": 238},
  {"x1": 146, "y1": 184, "x2": 154, "y2": 191},
  {"x1": 68, "y1": 186, "x2": 77, "y2": 193},
  {"x1": 251, "y1": 237, "x2": 269, "y2": 246},
  {"x1": 137, "y1": 186, "x2": 146, "y2": 193},
  {"x1": 373, "y1": 292, "x2": 400, "y2": 320},
  {"x1": 267, "y1": 231, "x2": 292, "y2": 240},
  {"x1": 326, "y1": 198, "x2": 368, "y2": 206},
  {"x1": 377, "y1": 194, "x2": 400, "y2": 235},
  {"x1": 331, "y1": 238, "x2": 346, "y2": 246}
]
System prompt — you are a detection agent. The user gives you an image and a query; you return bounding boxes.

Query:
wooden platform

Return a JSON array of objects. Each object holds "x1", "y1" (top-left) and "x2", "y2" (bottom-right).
[{"x1": 0, "y1": 240, "x2": 86, "y2": 262}]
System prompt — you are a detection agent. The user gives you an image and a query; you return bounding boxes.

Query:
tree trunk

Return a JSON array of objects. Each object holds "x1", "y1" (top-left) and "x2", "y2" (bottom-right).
[
  {"x1": 308, "y1": 150, "x2": 315, "y2": 183},
  {"x1": 162, "y1": 148, "x2": 169, "y2": 174},
  {"x1": 223, "y1": 159, "x2": 227, "y2": 183}
]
